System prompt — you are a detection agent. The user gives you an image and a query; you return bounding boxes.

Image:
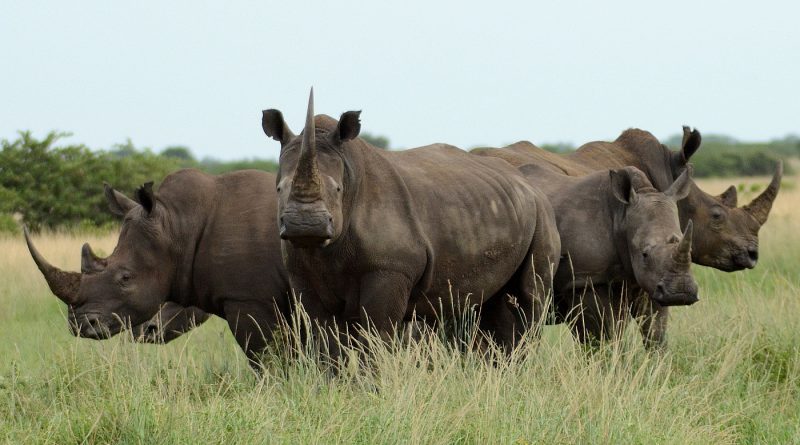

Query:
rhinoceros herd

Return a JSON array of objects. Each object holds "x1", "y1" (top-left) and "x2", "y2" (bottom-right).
[{"x1": 25, "y1": 90, "x2": 782, "y2": 369}]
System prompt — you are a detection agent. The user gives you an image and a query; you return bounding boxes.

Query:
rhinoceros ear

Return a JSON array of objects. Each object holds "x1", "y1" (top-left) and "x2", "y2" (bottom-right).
[
  {"x1": 717, "y1": 185, "x2": 738, "y2": 207},
  {"x1": 262, "y1": 109, "x2": 295, "y2": 146},
  {"x1": 331, "y1": 110, "x2": 362, "y2": 144},
  {"x1": 680, "y1": 126, "x2": 702, "y2": 163},
  {"x1": 610, "y1": 169, "x2": 636, "y2": 205},
  {"x1": 665, "y1": 165, "x2": 693, "y2": 201},
  {"x1": 672, "y1": 126, "x2": 702, "y2": 171},
  {"x1": 135, "y1": 182, "x2": 156, "y2": 215},
  {"x1": 104, "y1": 183, "x2": 138, "y2": 217}
]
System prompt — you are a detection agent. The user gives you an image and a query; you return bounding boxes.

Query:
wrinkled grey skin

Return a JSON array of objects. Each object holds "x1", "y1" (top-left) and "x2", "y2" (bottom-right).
[
  {"x1": 24, "y1": 169, "x2": 292, "y2": 368},
  {"x1": 132, "y1": 302, "x2": 210, "y2": 344},
  {"x1": 474, "y1": 127, "x2": 781, "y2": 348},
  {"x1": 262, "y1": 90, "x2": 560, "y2": 353},
  {"x1": 518, "y1": 164, "x2": 698, "y2": 344}
]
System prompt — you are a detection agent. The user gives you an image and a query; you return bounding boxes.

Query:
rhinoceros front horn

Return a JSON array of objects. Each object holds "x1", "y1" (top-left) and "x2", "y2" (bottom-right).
[
  {"x1": 23, "y1": 226, "x2": 81, "y2": 305},
  {"x1": 290, "y1": 87, "x2": 323, "y2": 202},
  {"x1": 673, "y1": 220, "x2": 693, "y2": 267},
  {"x1": 743, "y1": 161, "x2": 783, "y2": 226}
]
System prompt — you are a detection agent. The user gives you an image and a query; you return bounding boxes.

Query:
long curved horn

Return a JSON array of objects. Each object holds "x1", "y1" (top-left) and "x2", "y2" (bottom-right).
[
  {"x1": 743, "y1": 161, "x2": 783, "y2": 225},
  {"x1": 23, "y1": 226, "x2": 81, "y2": 304},
  {"x1": 291, "y1": 88, "x2": 322, "y2": 202},
  {"x1": 672, "y1": 220, "x2": 693, "y2": 267}
]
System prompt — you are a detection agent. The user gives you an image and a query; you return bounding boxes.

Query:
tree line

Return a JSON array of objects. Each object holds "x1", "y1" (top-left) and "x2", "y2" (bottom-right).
[{"x1": 0, "y1": 130, "x2": 794, "y2": 232}]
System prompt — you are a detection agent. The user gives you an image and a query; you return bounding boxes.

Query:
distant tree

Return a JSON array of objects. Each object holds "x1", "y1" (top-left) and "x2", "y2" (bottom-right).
[
  {"x1": 108, "y1": 139, "x2": 139, "y2": 158},
  {"x1": 360, "y1": 132, "x2": 390, "y2": 149},
  {"x1": 198, "y1": 157, "x2": 278, "y2": 174},
  {"x1": 161, "y1": 146, "x2": 196, "y2": 162},
  {"x1": 541, "y1": 142, "x2": 574, "y2": 153},
  {"x1": 0, "y1": 131, "x2": 179, "y2": 231}
]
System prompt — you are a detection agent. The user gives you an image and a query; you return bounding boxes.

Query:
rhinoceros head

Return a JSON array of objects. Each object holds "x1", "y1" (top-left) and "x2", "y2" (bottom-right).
[
  {"x1": 670, "y1": 126, "x2": 782, "y2": 271},
  {"x1": 262, "y1": 88, "x2": 360, "y2": 248},
  {"x1": 25, "y1": 182, "x2": 175, "y2": 339},
  {"x1": 610, "y1": 167, "x2": 698, "y2": 306}
]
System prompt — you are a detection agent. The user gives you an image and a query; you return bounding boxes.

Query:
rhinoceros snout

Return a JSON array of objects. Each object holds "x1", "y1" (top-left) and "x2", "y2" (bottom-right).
[
  {"x1": 71, "y1": 313, "x2": 118, "y2": 340},
  {"x1": 651, "y1": 281, "x2": 699, "y2": 307},
  {"x1": 279, "y1": 207, "x2": 334, "y2": 247}
]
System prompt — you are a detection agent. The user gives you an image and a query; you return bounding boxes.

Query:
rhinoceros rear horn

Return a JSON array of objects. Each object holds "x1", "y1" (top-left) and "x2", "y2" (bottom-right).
[
  {"x1": 81, "y1": 243, "x2": 106, "y2": 274},
  {"x1": 673, "y1": 220, "x2": 693, "y2": 267},
  {"x1": 743, "y1": 161, "x2": 783, "y2": 226},
  {"x1": 23, "y1": 226, "x2": 81, "y2": 305},
  {"x1": 291, "y1": 88, "x2": 323, "y2": 201}
]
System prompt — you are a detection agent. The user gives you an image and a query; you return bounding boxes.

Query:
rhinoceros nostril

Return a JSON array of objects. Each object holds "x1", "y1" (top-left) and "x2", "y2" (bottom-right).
[{"x1": 748, "y1": 249, "x2": 758, "y2": 262}]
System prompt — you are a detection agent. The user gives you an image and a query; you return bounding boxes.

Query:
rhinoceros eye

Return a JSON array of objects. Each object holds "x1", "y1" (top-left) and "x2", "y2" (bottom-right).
[{"x1": 119, "y1": 272, "x2": 132, "y2": 285}]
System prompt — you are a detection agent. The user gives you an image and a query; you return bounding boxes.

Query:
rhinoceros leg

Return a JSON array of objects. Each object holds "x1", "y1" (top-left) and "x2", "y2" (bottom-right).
[
  {"x1": 223, "y1": 299, "x2": 285, "y2": 371},
  {"x1": 630, "y1": 291, "x2": 668, "y2": 350},
  {"x1": 479, "y1": 291, "x2": 526, "y2": 353},
  {"x1": 567, "y1": 284, "x2": 630, "y2": 346},
  {"x1": 358, "y1": 271, "x2": 413, "y2": 345},
  {"x1": 480, "y1": 231, "x2": 559, "y2": 353}
]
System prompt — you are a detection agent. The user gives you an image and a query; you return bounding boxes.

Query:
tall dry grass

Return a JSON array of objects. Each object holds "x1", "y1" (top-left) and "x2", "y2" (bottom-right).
[{"x1": 0, "y1": 175, "x2": 798, "y2": 444}]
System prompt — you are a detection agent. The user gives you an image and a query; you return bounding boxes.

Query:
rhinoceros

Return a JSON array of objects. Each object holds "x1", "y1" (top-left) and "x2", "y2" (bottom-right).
[
  {"x1": 516, "y1": 163, "x2": 697, "y2": 343},
  {"x1": 24, "y1": 169, "x2": 292, "y2": 367},
  {"x1": 474, "y1": 128, "x2": 781, "y2": 347},
  {"x1": 261, "y1": 90, "x2": 560, "y2": 353}
]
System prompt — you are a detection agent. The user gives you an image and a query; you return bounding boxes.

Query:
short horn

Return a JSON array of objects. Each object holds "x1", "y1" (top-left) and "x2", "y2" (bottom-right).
[
  {"x1": 81, "y1": 243, "x2": 105, "y2": 274},
  {"x1": 743, "y1": 161, "x2": 783, "y2": 225},
  {"x1": 291, "y1": 87, "x2": 322, "y2": 202},
  {"x1": 23, "y1": 226, "x2": 81, "y2": 304},
  {"x1": 673, "y1": 220, "x2": 693, "y2": 266}
]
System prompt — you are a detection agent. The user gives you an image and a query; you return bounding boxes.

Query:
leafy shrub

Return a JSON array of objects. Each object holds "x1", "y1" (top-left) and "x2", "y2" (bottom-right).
[{"x1": 0, "y1": 132, "x2": 180, "y2": 231}]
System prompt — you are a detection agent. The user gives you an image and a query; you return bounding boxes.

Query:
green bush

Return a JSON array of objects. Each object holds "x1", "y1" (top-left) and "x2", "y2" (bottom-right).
[
  {"x1": 667, "y1": 134, "x2": 797, "y2": 178},
  {"x1": 0, "y1": 131, "x2": 180, "y2": 231},
  {"x1": 0, "y1": 214, "x2": 19, "y2": 234},
  {"x1": 688, "y1": 147, "x2": 790, "y2": 178}
]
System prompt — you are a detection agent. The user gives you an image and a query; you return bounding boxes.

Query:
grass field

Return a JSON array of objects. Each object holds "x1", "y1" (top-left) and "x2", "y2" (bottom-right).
[{"x1": 1, "y1": 176, "x2": 798, "y2": 444}]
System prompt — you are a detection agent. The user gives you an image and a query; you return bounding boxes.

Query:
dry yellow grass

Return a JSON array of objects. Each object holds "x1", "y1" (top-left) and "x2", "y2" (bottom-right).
[{"x1": 0, "y1": 174, "x2": 797, "y2": 444}]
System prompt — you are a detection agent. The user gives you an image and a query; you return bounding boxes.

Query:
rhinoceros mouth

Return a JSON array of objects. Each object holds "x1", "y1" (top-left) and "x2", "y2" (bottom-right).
[
  {"x1": 703, "y1": 250, "x2": 757, "y2": 272},
  {"x1": 282, "y1": 235, "x2": 332, "y2": 248},
  {"x1": 279, "y1": 219, "x2": 334, "y2": 248},
  {"x1": 732, "y1": 249, "x2": 758, "y2": 270},
  {"x1": 650, "y1": 288, "x2": 699, "y2": 307},
  {"x1": 70, "y1": 312, "x2": 124, "y2": 340}
]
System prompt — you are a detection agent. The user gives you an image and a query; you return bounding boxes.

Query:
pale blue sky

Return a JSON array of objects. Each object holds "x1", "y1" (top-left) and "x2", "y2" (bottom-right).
[{"x1": 1, "y1": 1, "x2": 797, "y2": 160}]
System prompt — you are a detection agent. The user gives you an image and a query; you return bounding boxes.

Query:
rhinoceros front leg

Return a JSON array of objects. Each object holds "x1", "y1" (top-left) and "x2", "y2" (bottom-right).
[
  {"x1": 358, "y1": 271, "x2": 413, "y2": 346},
  {"x1": 223, "y1": 300, "x2": 284, "y2": 371},
  {"x1": 630, "y1": 290, "x2": 669, "y2": 350},
  {"x1": 567, "y1": 284, "x2": 629, "y2": 346}
]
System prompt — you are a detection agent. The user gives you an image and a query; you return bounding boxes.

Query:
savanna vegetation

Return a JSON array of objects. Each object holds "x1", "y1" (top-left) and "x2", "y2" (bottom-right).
[
  {"x1": 1, "y1": 130, "x2": 795, "y2": 232},
  {"x1": 0, "y1": 174, "x2": 797, "y2": 444}
]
